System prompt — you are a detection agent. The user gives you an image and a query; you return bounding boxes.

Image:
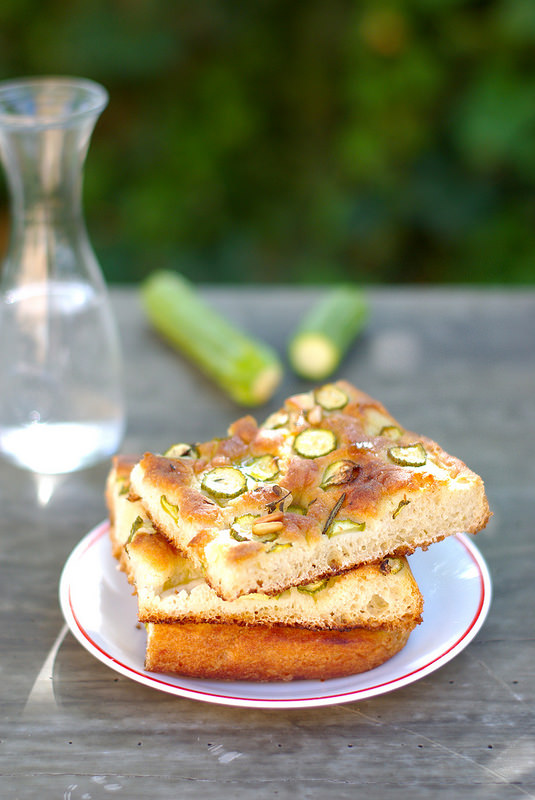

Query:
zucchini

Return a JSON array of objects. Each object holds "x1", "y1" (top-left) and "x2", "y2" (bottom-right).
[
  {"x1": 392, "y1": 499, "x2": 410, "y2": 519},
  {"x1": 117, "y1": 479, "x2": 129, "y2": 496},
  {"x1": 201, "y1": 467, "x2": 247, "y2": 499},
  {"x1": 325, "y1": 518, "x2": 365, "y2": 538},
  {"x1": 233, "y1": 513, "x2": 257, "y2": 528},
  {"x1": 315, "y1": 383, "x2": 348, "y2": 411},
  {"x1": 320, "y1": 459, "x2": 358, "y2": 489},
  {"x1": 266, "y1": 541, "x2": 292, "y2": 554},
  {"x1": 388, "y1": 443, "x2": 427, "y2": 468},
  {"x1": 287, "y1": 504, "x2": 306, "y2": 515},
  {"x1": 127, "y1": 515, "x2": 144, "y2": 544},
  {"x1": 164, "y1": 443, "x2": 199, "y2": 458},
  {"x1": 241, "y1": 454, "x2": 279, "y2": 482},
  {"x1": 293, "y1": 429, "x2": 337, "y2": 458},
  {"x1": 380, "y1": 557, "x2": 403, "y2": 575},
  {"x1": 263, "y1": 410, "x2": 289, "y2": 429},
  {"x1": 380, "y1": 425, "x2": 403, "y2": 440},
  {"x1": 297, "y1": 579, "x2": 329, "y2": 595},
  {"x1": 230, "y1": 513, "x2": 256, "y2": 541},
  {"x1": 288, "y1": 286, "x2": 368, "y2": 380},
  {"x1": 230, "y1": 529, "x2": 249, "y2": 542},
  {"x1": 160, "y1": 495, "x2": 180, "y2": 524},
  {"x1": 141, "y1": 271, "x2": 283, "y2": 406}
]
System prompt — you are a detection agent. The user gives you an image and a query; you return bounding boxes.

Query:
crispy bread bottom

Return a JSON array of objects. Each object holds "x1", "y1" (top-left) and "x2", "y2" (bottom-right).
[{"x1": 145, "y1": 620, "x2": 413, "y2": 682}]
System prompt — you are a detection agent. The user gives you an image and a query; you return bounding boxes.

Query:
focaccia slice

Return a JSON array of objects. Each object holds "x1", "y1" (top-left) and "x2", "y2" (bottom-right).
[
  {"x1": 106, "y1": 466, "x2": 423, "y2": 681},
  {"x1": 106, "y1": 454, "x2": 140, "y2": 569},
  {"x1": 143, "y1": 621, "x2": 416, "y2": 682},
  {"x1": 119, "y1": 500, "x2": 423, "y2": 631},
  {"x1": 129, "y1": 381, "x2": 490, "y2": 601}
]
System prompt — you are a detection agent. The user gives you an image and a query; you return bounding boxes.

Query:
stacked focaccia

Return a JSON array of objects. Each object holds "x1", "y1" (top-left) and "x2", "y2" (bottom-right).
[{"x1": 106, "y1": 380, "x2": 490, "y2": 682}]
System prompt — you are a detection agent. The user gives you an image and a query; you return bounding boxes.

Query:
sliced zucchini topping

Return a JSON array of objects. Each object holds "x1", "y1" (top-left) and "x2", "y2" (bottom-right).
[
  {"x1": 266, "y1": 541, "x2": 292, "y2": 554},
  {"x1": 388, "y1": 443, "x2": 427, "y2": 467},
  {"x1": 164, "y1": 442, "x2": 199, "y2": 458},
  {"x1": 201, "y1": 467, "x2": 247, "y2": 499},
  {"x1": 297, "y1": 579, "x2": 329, "y2": 595},
  {"x1": 241, "y1": 454, "x2": 279, "y2": 482},
  {"x1": 315, "y1": 384, "x2": 349, "y2": 411},
  {"x1": 127, "y1": 515, "x2": 144, "y2": 544},
  {"x1": 252, "y1": 512, "x2": 283, "y2": 542},
  {"x1": 254, "y1": 529, "x2": 279, "y2": 543},
  {"x1": 230, "y1": 513, "x2": 256, "y2": 542},
  {"x1": 392, "y1": 499, "x2": 410, "y2": 519},
  {"x1": 160, "y1": 495, "x2": 180, "y2": 524},
  {"x1": 293, "y1": 428, "x2": 337, "y2": 458},
  {"x1": 320, "y1": 459, "x2": 359, "y2": 489},
  {"x1": 234, "y1": 512, "x2": 257, "y2": 528},
  {"x1": 325, "y1": 518, "x2": 366, "y2": 538},
  {"x1": 230, "y1": 529, "x2": 249, "y2": 542},
  {"x1": 380, "y1": 425, "x2": 403, "y2": 440},
  {"x1": 263, "y1": 410, "x2": 289, "y2": 429},
  {"x1": 287, "y1": 504, "x2": 306, "y2": 515},
  {"x1": 380, "y1": 557, "x2": 403, "y2": 575},
  {"x1": 253, "y1": 528, "x2": 279, "y2": 543},
  {"x1": 117, "y1": 479, "x2": 130, "y2": 496}
]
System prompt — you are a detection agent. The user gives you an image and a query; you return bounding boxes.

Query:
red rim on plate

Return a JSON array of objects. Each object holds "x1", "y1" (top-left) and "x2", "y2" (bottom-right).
[{"x1": 59, "y1": 522, "x2": 492, "y2": 709}]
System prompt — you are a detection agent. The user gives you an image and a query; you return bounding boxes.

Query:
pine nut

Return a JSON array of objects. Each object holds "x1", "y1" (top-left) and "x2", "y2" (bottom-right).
[
  {"x1": 257, "y1": 510, "x2": 283, "y2": 525},
  {"x1": 307, "y1": 405, "x2": 323, "y2": 425},
  {"x1": 252, "y1": 520, "x2": 283, "y2": 536}
]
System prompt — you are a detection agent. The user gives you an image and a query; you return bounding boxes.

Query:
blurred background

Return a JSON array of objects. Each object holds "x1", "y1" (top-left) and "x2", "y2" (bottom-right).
[{"x1": 0, "y1": 0, "x2": 534, "y2": 286}]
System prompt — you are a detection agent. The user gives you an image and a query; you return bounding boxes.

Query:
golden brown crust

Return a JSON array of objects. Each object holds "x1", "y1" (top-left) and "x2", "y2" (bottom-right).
[
  {"x1": 140, "y1": 452, "x2": 194, "y2": 491},
  {"x1": 129, "y1": 380, "x2": 491, "y2": 600},
  {"x1": 140, "y1": 452, "x2": 219, "y2": 526},
  {"x1": 144, "y1": 620, "x2": 413, "y2": 681},
  {"x1": 137, "y1": 383, "x2": 489, "y2": 546},
  {"x1": 106, "y1": 455, "x2": 140, "y2": 519},
  {"x1": 126, "y1": 531, "x2": 180, "y2": 573},
  {"x1": 140, "y1": 608, "x2": 422, "y2": 632}
]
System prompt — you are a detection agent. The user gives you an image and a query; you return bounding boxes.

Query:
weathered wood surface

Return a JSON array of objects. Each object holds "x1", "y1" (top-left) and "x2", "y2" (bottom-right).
[{"x1": 1, "y1": 286, "x2": 533, "y2": 799}]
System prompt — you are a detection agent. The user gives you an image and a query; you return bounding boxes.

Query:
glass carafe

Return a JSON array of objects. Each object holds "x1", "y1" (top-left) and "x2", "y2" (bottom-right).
[{"x1": 0, "y1": 77, "x2": 125, "y2": 474}]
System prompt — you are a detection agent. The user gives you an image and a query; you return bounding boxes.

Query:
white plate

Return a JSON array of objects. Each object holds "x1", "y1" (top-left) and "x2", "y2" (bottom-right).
[{"x1": 59, "y1": 521, "x2": 491, "y2": 709}]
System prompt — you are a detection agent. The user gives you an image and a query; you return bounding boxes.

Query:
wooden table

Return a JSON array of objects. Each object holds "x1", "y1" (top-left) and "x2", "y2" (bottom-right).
[{"x1": 1, "y1": 286, "x2": 534, "y2": 799}]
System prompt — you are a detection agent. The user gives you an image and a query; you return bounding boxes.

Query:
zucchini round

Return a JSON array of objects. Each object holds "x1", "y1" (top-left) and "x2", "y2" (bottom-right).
[
  {"x1": 314, "y1": 384, "x2": 349, "y2": 411},
  {"x1": 297, "y1": 579, "x2": 329, "y2": 595},
  {"x1": 241, "y1": 455, "x2": 279, "y2": 482},
  {"x1": 325, "y1": 518, "x2": 365, "y2": 538},
  {"x1": 293, "y1": 429, "x2": 337, "y2": 458},
  {"x1": 388, "y1": 443, "x2": 427, "y2": 467},
  {"x1": 160, "y1": 495, "x2": 180, "y2": 524},
  {"x1": 164, "y1": 443, "x2": 199, "y2": 458},
  {"x1": 201, "y1": 467, "x2": 247, "y2": 499},
  {"x1": 320, "y1": 459, "x2": 358, "y2": 489},
  {"x1": 379, "y1": 425, "x2": 403, "y2": 441}
]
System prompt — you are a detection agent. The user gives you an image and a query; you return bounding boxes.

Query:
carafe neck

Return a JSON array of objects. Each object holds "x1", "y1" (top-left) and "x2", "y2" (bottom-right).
[{"x1": 0, "y1": 122, "x2": 94, "y2": 226}]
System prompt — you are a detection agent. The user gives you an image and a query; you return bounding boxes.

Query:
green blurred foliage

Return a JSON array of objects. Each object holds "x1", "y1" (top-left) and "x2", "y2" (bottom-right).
[{"x1": 0, "y1": 0, "x2": 534, "y2": 284}]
